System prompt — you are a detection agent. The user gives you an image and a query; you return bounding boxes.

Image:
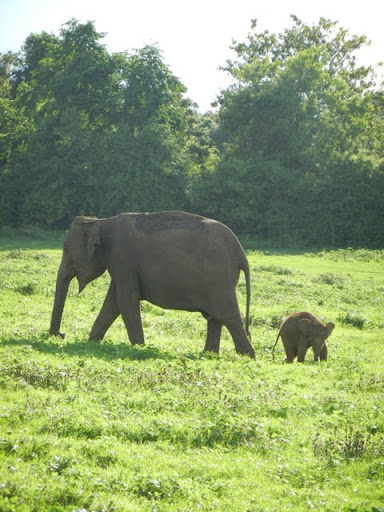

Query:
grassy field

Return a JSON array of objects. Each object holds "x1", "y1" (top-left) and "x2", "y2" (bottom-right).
[{"x1": 0, "y1": 232, "x2": 383, "y2": 511}]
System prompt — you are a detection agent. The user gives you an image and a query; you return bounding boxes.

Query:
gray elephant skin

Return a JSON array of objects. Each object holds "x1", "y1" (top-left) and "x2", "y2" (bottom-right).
[
  {"x1": 50, "y1": 211, "x2": 255, "y2": 358},
  {"x1": 273, "y1": 312, "x2": 335, "y2": 363}
]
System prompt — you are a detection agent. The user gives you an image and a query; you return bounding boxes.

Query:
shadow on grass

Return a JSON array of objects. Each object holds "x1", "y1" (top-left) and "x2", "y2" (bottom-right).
[{"x1": 1, "y1": 336, "x2": 176, "y2": 362}]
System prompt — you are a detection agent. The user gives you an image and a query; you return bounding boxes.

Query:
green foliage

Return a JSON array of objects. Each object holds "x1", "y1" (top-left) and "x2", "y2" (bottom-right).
[
  {"x1": 0, "y1": 234, "x2": 383, "y2": 510},
  {"x1": 1, "y1": 16, "x2": 384, "y2": 247},
  {"x1": 191, "y1": 16, "x2": 384, "y2": 246},
  {"x1": 0, "y1": 21, "x2": 195, "y2": 228},
  {"x1": 338, "y1": 311, "x2": 369, "y2": 329}
]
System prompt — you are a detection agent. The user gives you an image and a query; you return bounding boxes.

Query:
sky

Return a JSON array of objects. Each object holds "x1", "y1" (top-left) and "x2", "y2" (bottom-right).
[{"x1": 0, "y1": 0, "x2": 383, "y2": 112}]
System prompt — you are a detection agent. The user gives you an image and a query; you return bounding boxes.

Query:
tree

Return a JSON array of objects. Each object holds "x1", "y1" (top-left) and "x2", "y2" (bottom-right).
[
  {"x1": 191, "y1": 16, "x2": 384, "y2": 246},
  {"x1": 0, "y1": 20, "x2": 120, "y2": 226},
  {"x1": 99, "y1": 44, "x2": 194, "y2": 215},
  {"x1": 0, "y1": 51, "x2": 33, "y2": 224},
  {"x1": 0, "y1": 20, "x2": 198, "y2": 228}
]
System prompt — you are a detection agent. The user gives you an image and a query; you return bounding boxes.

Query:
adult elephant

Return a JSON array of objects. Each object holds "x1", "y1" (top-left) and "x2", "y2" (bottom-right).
[{"x1": 50, "y1": 211, "x2": 255, "y2": 358}]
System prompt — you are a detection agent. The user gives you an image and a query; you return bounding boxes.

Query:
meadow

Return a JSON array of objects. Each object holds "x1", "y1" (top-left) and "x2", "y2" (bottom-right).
[{"x1": 0, "y1": 231, "x2": 383, "y2": 511}]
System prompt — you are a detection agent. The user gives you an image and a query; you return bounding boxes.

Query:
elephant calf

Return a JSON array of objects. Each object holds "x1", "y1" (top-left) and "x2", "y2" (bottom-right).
[
  {"x1": 273, "y1": 312, "x2": 335, "y2": 363},
  {"x1": 50, "y1": 211, "x2": 255, "y2": 358}
]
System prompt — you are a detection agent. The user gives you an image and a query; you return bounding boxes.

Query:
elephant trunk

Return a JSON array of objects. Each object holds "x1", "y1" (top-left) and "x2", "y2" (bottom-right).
[{"x1": 50, "y1": 260, "x2": 73, "y2": 338}]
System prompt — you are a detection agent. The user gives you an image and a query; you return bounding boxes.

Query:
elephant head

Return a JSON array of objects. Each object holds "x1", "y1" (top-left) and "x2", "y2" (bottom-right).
[
  {"x1": 298, "y1": 318, "x2": 335, "y2": 361},
  {"x1": 50, "y1": 217, "x2": 106, "y2": 337}
]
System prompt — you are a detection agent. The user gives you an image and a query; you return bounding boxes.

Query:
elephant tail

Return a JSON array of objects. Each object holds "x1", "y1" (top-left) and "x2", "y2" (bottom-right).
[
  {"x1": 240, "y1": 257, "x2": 251, "y2": 340},
  {"x1": 272, "y1": 331, "x2": 281, "y2": 360}
]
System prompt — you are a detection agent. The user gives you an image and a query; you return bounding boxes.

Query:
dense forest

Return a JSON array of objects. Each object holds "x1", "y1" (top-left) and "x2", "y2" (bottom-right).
[{"x1": 1, "y1": 16, "x2": 383, "y2": 246}]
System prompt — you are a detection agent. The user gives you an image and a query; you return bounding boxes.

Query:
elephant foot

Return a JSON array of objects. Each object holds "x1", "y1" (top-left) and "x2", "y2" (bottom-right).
[
  {"x1": 236, "y1": 345, "x2": 255, "y2": 359},
  {"x1": 50, "y1": 330, "x2": 65, "y2": 339},
  {"x1": 88, "y1": 337, "x2": 101, "y2": 343},
  {"x1": 203, "y1": 346, "x2": 220, "y2": 354}
]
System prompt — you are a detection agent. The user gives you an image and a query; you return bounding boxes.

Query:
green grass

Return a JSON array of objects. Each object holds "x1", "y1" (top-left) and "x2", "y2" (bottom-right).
[{"x1": 0, "y1": 235, "x2": 383, "y2": 511}]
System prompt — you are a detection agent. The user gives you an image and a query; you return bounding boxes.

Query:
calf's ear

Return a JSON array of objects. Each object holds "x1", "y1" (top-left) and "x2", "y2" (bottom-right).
[
  {"x1": 326, "y1": 322, "x2": 335, "y2": 338},
  {"x1": 298, "y1": 318, "x2": 312, "y2": 336}
]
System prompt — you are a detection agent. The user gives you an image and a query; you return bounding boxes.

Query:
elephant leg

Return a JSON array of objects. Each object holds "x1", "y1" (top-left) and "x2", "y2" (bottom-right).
[
  {"x1": 204, "y1": 294, "x2": 254, "y2": 358},
  {"x1": 226, "y1": 315, "x2": 255, "y2": 358},
  {"x1": 89, "y1": 281, "x2": 120, "y2": 341},
  {"x1": 297, "y1": 342, "x2": 308, "y2": 363},
  {"x1": 319, "y1": 342, "x2": 328, "y2": 361},
  {"x1": 116, "y1": 282, "x2": 145, "y2": 345},
  {"x1": 282, "y1": 340, "x2": 296, "y2": 363},
  {"x1": 204, "y1": 317, "x2": 222, "y2": 353}
]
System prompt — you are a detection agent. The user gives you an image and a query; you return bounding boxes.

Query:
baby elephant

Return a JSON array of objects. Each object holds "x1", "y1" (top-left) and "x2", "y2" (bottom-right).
[{"x1": 273, "y1": 312, "x2": 335, "y2": 363}]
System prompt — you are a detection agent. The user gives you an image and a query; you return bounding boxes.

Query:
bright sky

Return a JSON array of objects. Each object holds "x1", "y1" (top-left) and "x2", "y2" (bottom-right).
[{"x1": 0, "y1": 0, "x2": 383, "y2": 112}]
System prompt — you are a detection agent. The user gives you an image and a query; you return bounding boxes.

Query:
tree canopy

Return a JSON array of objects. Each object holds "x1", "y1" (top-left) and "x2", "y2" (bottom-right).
[
  {"x1": 1, "y1": 17, "x2": 383, "y2": 246},
  {"x1": 0, "y1": 20, "x2": 195, "y2": 227},
  {"x1": 191, "y1": 16, "x2": 384, "y2": 246}
]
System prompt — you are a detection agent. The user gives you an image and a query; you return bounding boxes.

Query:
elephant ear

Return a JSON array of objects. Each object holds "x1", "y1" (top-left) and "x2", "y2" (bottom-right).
[
  {"x1": 298, "y1": 318, "x2": 312, "y2": 336},
  {"x1": 326, "y1": 322, "x2": 335, "y2": 338},
  {"x1": 84, "y1": 221, "x2": 101, "y2": 261}
]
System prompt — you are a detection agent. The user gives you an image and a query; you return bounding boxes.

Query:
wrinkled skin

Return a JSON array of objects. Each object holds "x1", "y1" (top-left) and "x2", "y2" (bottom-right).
[
  {"x1": 50, "y1": 211, "x2": 255, "y2": 358},
  {"x1": 272, "y1": 312, "x2": 335, "y2": 363}
]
